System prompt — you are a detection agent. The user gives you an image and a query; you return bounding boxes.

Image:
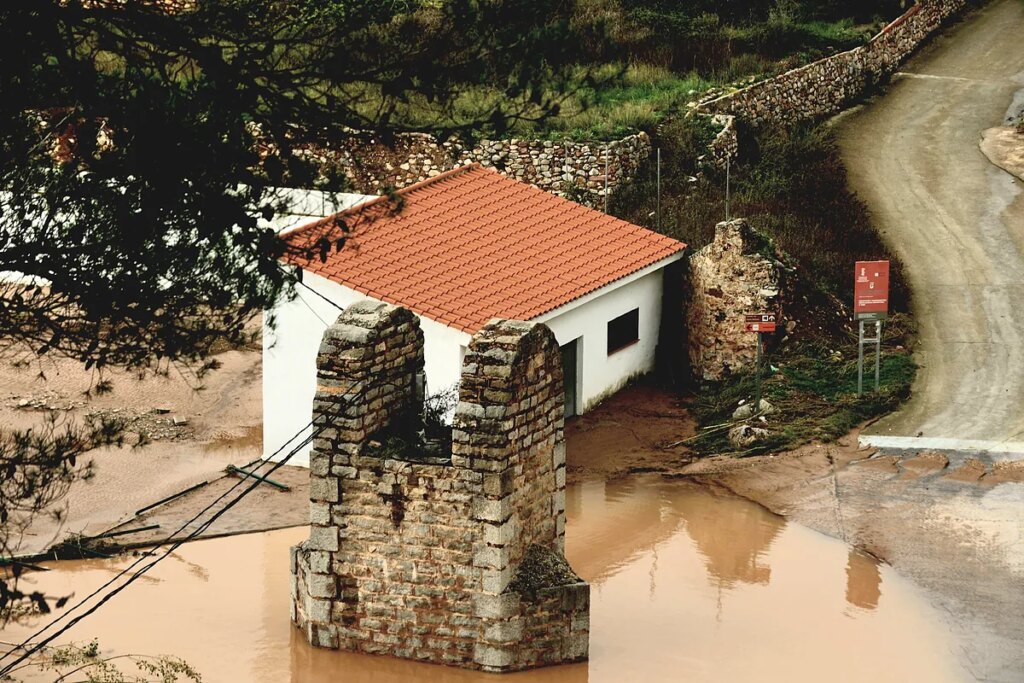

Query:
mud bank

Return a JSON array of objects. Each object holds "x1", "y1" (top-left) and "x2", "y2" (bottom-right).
[
  {"x1": 0, "y1": 348, "x2": 266, "y2": 555},
  {"x1": 981, "y1": 126, "x2": 1024, "y2": 182},
  {"x1": 3, "y1": 476, "x2": 968, "y2": 682}
]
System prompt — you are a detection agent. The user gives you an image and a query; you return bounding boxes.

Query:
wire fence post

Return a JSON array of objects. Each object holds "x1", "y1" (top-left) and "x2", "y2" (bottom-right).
[
  {"x1": 656, "y1": 147, "x2": 662, "y2": 231},
  {"x1": 725, "y1": 154, "x2": 731, "y2": 222}
]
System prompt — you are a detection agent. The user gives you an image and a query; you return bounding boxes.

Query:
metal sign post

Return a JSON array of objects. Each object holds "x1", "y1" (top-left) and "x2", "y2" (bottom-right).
[
  {"x1": 754, "y1": 332, "x2": 763, "y2": 410},
  {"x1": 854, "y1": 261, "x2": 890, "y2": 396},
  {"x1": 857, "y1": 320, "x2": 884, "y2": 396},
  {"x1": 745, "y1": 314, "x2": 777, "y2": 412}
]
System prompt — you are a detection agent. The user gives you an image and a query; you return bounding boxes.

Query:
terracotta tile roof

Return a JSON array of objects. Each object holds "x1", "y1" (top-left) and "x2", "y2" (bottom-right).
[{"x1": 282, "y1": 164, "x2": 686, "y2": 333}]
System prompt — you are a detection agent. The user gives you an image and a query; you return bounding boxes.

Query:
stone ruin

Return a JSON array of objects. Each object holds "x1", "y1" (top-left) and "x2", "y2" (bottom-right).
[
  {"x1": 291, "y1": 300, "x2": 589, "y2": 672},
  {"x1": 687, "y1": 218, "x2": 783, "y2": 382}
]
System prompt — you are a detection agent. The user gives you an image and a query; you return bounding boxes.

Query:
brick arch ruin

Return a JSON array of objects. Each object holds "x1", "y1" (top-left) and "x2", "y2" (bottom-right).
[{"x1": 290, "y1": 300, "x2": 589, "y2": 672}]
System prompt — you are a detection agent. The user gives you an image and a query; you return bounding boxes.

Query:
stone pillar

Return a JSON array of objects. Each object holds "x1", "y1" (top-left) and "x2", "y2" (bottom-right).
[
  {"x1": 291, "y1": 304, "x2": 588, "y2": 673},
  {"x1": 454, "y1": 319, "x2": 581, "y2": 670},
  {"x1": 291, "y1": 300, "x2": 423, "y2": 650},
  {"x1": 687, "y1": 218, "x2": 782, "y2": 381}
]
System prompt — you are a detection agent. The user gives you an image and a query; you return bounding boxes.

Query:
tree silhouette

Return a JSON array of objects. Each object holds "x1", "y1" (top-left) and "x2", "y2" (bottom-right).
[{"x1": 0, "y1": 0, "x2": 577, "y2": 618}]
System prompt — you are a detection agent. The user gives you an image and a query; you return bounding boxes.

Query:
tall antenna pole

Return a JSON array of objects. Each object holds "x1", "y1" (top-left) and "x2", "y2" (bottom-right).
[{"x1": 656, "y1": 147, "x2": 662, "y2": 231}]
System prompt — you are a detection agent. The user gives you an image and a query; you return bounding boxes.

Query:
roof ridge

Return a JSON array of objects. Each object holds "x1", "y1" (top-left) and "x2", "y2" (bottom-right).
[{"x1": 397, "y1": 162, "x2": 481, "y2": 197}]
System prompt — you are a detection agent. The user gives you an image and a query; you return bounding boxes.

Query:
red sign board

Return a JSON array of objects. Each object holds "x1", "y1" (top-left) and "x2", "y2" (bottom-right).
[
  {"x1": 854, "y1": 261, "x2": 890, "y2": 320},
  {"x1": 744, "y1": 313, "x2": 777, "y2": 333}
]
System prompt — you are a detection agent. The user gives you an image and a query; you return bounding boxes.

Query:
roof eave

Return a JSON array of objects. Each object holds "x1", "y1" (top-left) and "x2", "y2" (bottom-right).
[{"x1": 530, "y1": 249, "x2": 687, "y2": 325}]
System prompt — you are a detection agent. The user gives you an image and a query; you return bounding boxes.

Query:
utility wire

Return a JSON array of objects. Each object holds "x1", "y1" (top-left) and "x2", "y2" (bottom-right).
[
  {"x1": 2, "y1": 357, "x2": 410, "y2": 674},
  {"x1": 0, "y1": 428, "x2": 318, "y2": 677},
  {"x1": 0, "y1": 417, "x2": 316, "y2": 671},
  {"x1": 297, "y1": 279, "x2": 344, "y2": 312}
]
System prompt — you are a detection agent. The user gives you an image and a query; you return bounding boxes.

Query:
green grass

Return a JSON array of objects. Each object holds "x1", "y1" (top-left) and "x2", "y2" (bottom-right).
[
  {"x1": 690, "y1": 332, "x2": 917, "y2": 456},
  {"x1": 350, "y1": 9, "x2": 878, "y2": 141},
  {"x1": 355, "y1": 64, "x2": 720, "y2": 141}
]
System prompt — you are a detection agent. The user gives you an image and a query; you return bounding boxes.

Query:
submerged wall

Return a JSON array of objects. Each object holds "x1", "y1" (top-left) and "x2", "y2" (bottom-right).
[{"x1": 290, "y1": 301, "x2": 589, "y2": 672}]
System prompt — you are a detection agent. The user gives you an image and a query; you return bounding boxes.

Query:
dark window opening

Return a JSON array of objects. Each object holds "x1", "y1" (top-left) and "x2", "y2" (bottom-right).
[{"x1": 607, "y1": 309, "x2": 639, "y2": 355}]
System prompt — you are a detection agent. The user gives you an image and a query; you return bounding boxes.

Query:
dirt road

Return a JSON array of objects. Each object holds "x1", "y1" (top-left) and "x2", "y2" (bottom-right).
[{"x1": 835, "y1": 0, "x2": 1024, "y2": 450}]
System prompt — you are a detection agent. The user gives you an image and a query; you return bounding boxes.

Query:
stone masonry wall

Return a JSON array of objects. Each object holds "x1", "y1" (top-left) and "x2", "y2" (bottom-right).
[
  {"x1": 299, "y1": 130, "x2": 651, "y2": 204},
  {"x1": 291, "y1": 301, "x2": 589, "y2": 673},
  {"x1": 687, "y1": 219, "x2": 782, "y2": 382},
  {"x1": 697, "y1": 0, "x2": 967, "y2": 157}
]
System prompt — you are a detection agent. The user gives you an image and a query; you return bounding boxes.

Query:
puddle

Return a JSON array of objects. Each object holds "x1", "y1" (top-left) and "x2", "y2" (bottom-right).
[
  {"x1": 200, "y1": 424, "x2": 263, "y2": 455},
  {"x1": 1, "y1": 476, "x2": 968, "y2": 682}
]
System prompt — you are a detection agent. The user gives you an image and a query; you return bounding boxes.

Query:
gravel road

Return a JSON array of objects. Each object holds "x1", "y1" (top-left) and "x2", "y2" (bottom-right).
[{"x1": 835, "y1": 0, "x2": 1024, "y2": 449}]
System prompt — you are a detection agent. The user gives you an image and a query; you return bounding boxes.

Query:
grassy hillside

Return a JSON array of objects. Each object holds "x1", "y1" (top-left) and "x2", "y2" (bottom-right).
[{"x1": 361, "y1": 0, "x2": 906, "y2": 140}]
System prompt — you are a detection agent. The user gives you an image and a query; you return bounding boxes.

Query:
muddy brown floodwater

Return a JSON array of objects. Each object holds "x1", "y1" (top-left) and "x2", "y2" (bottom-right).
[{"x1": 2, "y1": 476, "x2": 969, "y2": 682}]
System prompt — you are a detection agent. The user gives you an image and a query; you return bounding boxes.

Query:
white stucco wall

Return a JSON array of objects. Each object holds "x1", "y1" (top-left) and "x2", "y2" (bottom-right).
[
  {"x1": 263, "y1": 252, "x2": 682, "y2": 465},
  {"x1": 536, "y1": 257, "x2": 679, "y2": 413},
  {"x1": 262, "y1": 271, "x2": 470, "y2": 465},
  {"x1": 260, "y1": 188, "x2": 376, "y2": 234}
]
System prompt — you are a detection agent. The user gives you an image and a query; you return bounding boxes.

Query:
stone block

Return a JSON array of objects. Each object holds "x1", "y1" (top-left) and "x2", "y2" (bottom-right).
[
  {"x1": 308, "y1": 525, "x2": 339, "y2": 552},
  {"x1": 481, "y1": 566, "x2": 515, "y2": 594},
  {"x1": 483, "y1": 519, "x2": 516, "y2": 547},
  {"x1": 474, "y1": 592, "x2": 519, "y2": 620},
  {"x1": 565, "y1": 633, "x2": 589, "y2": 660},
  {"x1": 483, "y1": 619, "x2": 523, "y2": 643},
  {"x1": 552, "y1": 441, "x2": 566, "y2": 469},
  {"x1": 310, "y1": 476, "x2": 339, "y2": 503},
  {"x1": 310, "y1": 502, "x2": 330, "y2": 526},
  {"x1": 308, "y1": 597, "x2": 332, "y2": 623},
  {"x1": 308, "y1": 572, "x2": 338, "y2": 599},
  {"x1": 474, "y1": 643, "x2": 514, "y2": 670},
  {"x1": 473, "y1": 495, "x2": 512, "y2": 523},
  {"x1": 473, "y1": 545, "x2": 511, "y2": 570},
  {"x1": 481, "y1": 469, "x2": 515, "y2": 497}
]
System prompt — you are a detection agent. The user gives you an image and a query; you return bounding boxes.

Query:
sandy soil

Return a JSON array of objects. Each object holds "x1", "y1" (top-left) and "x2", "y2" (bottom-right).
[
  {"x1": 1, "y1": 348, "x2": 266, "y2": 555},
  {"x1": 832, "y1": 0, "x2": 1024, "y2": 444},
  {"x1": 564, "y1": 382, "x2": 696, "y2": 484}
]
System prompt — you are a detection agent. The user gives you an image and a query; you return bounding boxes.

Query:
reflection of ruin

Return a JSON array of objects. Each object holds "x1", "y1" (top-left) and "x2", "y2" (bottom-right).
[
  {"x1": 565, "y1": 478, "x2": 679, "y2": 584},
  {"x1": 674, "y1": 486, "x2": 784, "y2": 588},
  {"x1": 565, "y1": 477, "x2": 784, "y2": 591},
  {"x1": 845, "y1": 549, "x2": 882, "y2": 611}
]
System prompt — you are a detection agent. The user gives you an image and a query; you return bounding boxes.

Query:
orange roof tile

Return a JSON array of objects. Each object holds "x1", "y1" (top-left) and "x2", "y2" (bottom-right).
[{"x1": 282, "y1": 164, "x2": 686, "y2": 333}]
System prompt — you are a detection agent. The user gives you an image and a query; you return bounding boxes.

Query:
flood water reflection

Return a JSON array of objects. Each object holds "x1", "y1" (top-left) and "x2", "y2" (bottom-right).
[{"x1": 3, "y1": 475, "x2": 968, "y2": 682}]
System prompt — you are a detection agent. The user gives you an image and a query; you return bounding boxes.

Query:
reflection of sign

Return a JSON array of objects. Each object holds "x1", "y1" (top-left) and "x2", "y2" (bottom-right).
[
  {"x1": 854, "y1": 260, "x2": 890, "y2": 320},
  {"x1": 745, "y1": 313, "x2": 777, "y2": 333}
]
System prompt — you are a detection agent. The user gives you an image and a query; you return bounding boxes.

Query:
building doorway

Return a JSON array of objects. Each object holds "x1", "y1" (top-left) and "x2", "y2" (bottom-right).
[{"x1": 561, "y1": 339, "x2": 579, "y2": 418}]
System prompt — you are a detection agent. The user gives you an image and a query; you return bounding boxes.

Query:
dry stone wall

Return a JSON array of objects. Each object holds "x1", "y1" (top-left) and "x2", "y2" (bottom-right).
[
  {"x1": 697, "y1": 0, "x2": 967, "y2": 154},
  {"x1": 687, "y1": 219, "x2": 782, "y2": 382},
  {"x1": 302, "y1": 130, "x2": 650, "y2": 204},
  {"x1": 291, "y1": 301, "x2": 589, "y2": 673}
]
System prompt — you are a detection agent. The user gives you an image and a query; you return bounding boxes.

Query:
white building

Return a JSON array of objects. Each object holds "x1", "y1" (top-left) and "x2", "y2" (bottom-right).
[{"x1": 263, "y1": 164, "x2": 685, "y2": 465}]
